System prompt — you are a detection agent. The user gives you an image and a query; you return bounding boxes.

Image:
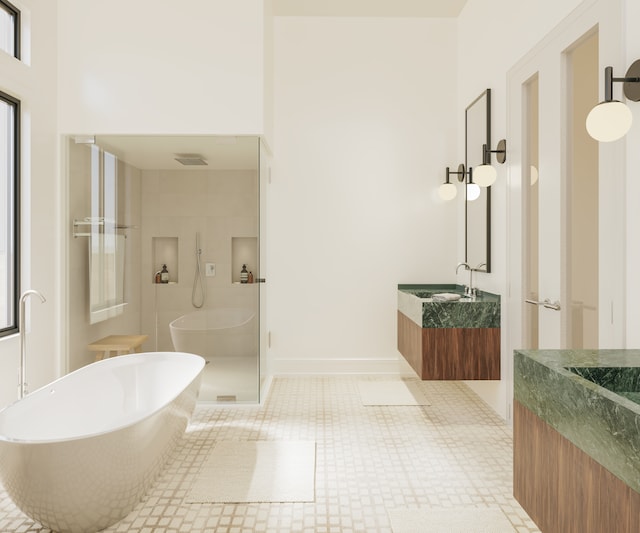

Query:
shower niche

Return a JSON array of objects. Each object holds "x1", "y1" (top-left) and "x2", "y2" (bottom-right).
[
  {"x1": 232, "y1": 237, "x2": 258, "y2": 284},
  {"x1": 152, "y1": 237, "x2": 178, "y2": 283}
]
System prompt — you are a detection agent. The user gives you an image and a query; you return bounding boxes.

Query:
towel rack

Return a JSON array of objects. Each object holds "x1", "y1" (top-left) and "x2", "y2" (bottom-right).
[{"x1": 73, "y1": 217, "x2": 138, "y2": 238}]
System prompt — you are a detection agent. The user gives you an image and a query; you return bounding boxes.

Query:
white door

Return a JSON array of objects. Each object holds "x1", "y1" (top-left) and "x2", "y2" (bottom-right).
[{"x1": 505, "y1": 0, "x2": 625, "y2": 420}]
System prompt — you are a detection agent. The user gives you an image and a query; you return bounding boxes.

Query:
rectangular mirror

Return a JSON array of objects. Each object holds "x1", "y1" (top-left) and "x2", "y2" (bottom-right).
[{"x1": 465, "y1": 89, "x2": 491, "y2": 272}]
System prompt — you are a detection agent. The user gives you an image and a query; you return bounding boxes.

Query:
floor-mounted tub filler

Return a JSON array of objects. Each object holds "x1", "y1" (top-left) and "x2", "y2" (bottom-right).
[{"x1": 0, "y1": 351, "x2": 205, "y2": 533}]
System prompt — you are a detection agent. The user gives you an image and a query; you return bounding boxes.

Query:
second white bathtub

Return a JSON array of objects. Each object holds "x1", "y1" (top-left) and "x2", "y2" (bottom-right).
[{"x1": 169, "y1": 308, "x2": 257, "y2": 360}]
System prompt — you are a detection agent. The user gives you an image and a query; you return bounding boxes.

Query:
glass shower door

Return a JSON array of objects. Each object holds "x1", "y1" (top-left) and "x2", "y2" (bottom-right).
[
  {"x1": 66, "y1": 134, "x2": 264, "y2": 403},
  {"x1": 258, "y1": 139, "x2": 269, "y2": 402},
  {"x1": 189, "y1": 136, "x2": 262, "y2": 403}
]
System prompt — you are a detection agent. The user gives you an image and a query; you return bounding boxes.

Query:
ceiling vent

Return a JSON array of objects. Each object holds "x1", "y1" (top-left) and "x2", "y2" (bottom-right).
[{"x1": 174, "y1": 153, "x2": 208, "y2": 166}]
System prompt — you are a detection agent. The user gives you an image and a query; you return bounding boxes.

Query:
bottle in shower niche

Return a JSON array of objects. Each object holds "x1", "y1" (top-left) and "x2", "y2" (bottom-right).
[
  {"x1": 240, "y1": 264, "x2": 249, "y2": 284},
  {"x1": 160, "y1": 264, "x2": 169, "y2": 283},
  {"x1": 248, "y1": 271, "x2": 254, "y2": 284}
]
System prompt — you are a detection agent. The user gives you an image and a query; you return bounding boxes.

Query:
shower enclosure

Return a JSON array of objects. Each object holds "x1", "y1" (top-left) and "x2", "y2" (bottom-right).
[{"x1": 65, "y1": 135, "x2": 268, "y2": 403}]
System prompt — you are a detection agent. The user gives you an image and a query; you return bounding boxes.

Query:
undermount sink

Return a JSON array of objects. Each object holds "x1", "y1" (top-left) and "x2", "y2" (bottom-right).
[
  {"x1": 567, "y1": 366, "x2": 640, "y2": 405},
  {"x1": 410, "y1": 290, "x2": 435, "y2": 298},
  {"x1": 408, "y1": 289, "x2": 470, "y2": 300}
]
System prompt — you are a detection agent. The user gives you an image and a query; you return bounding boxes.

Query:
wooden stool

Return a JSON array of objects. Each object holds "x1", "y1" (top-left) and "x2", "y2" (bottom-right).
[{"x1": 88, "y1": 334, "x2": 149, "y2": 361}]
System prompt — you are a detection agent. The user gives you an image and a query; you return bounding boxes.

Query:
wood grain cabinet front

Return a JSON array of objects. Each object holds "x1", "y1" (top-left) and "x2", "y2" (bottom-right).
[{"x1": 397, "y1": 310, "x2": 500, "y2": 380}]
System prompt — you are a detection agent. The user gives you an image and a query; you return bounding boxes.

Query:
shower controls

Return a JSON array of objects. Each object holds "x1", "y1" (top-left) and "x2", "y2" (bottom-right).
[{"x1": 205, "y1": 263, "x2": 216, "y2": 277}]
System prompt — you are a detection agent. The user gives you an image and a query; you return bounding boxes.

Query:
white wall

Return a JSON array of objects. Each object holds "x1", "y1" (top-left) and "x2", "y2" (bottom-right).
[
  {"x1": 0, "y1": 0, "x2": 59, "y2": 408},
  {"x1": 57, "y1": 0, "x2": 266, "y2": 135},
  {"x1": 263, "y1": 0, "x2": 275, "y2": 148},
  {"x1": 459, "y1": 0, "x2": 640, "y2": 414},
  {"x1": 457, "y1": 0, "x2": 584, "y2": 294},
  {"x1": 625, "y1": 0, "x2": 640, "y2": 347},
  {"x1": 7, "y1": 0, "x2": 636, "y2": 417},
  {"x1": 457, "y1": 0, "x2": 584, "y2": 416},
  {"x1": 271, "y1": 17, "x2": 458, "y2": 372}
]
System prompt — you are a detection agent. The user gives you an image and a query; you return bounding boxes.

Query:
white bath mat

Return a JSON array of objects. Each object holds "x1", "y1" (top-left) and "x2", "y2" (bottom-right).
[
  {"x1": 185, "y1": 440, "x2": 316, "y2": 503},
  {"x1": 388, "y1": 507, "x2": 516, "y2": 532},
  {"x1": 357, "y1": 380, "x2": 430, "y2": 406}
]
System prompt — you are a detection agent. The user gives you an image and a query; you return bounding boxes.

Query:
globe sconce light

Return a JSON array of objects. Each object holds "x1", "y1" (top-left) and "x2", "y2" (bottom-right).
[
  {"x1": 439, "y1": 164, "x2": 474, "y2": 201},
  {"x1": 474, "y1": 139, "x2": 507, "y2": 188},
  {"x1": 586, "y1": 60, "x2": 640, "y2": 142}
]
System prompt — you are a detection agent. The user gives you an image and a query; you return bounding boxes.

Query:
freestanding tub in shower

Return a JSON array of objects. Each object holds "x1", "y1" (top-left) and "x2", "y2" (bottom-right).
[
  {"x1": 169, "y1": 307, "x2": 256, "y2": 360},
  {"x1": 0, "y1": 351, "x2": 204, "y2": 533}
]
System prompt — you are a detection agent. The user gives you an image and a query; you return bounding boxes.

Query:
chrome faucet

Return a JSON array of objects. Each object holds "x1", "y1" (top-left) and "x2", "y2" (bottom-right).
[
  {"x1": 456, "y1": 262, "x2": 487, "y2": 298},
  {"x1": 19, "y1": 289, "x2": 46, "y2": 399},
  {"x1": 470, "y1": 263, "x2": 487, "y2": 298},
  {"x1": 456, "y1": 262, "x2": 473, "y2": 296}
]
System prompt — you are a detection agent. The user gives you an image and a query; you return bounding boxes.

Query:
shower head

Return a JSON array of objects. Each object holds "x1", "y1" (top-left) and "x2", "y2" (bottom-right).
[{"x1": 174, "y1": 153, "x2": 208, "y2": 166}]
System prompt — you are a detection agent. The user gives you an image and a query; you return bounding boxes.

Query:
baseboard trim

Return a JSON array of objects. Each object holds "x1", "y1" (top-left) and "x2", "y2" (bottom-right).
[{"x1": 270, "y1": 357, "x2": 415, "y2": 375}]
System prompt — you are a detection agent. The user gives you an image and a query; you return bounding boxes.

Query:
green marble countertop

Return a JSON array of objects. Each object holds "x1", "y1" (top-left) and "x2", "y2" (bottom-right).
[
  {"x1": 514, "y1": 349, "x2": 640, "y2": 494},
  {"x1": 397, "y1": 284, "x2": 500, "y2": 328}
]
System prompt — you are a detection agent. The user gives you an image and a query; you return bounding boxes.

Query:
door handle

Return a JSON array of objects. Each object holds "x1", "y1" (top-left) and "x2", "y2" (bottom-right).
[
  {"x1": 525, "y1": 298, "x2": 561, "y2": 311},
  {"x1": 256, "y1": 278, "x2": 266, "y2": 283}
]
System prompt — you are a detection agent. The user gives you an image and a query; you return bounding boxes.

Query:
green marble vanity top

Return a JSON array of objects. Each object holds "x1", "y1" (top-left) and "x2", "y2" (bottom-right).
[
  {"x1": 397, "y1": 284, "x2": 500, "y2": 328},
  {"x1": 514, "y1": 349, "x2": 640, "y2": 493}
]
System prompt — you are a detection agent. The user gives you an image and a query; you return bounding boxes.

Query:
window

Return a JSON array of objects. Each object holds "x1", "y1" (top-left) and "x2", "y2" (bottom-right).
[
  {"x1": 0, "y1": 0, "x2": 19, "y2": 59},
  {"x1": 0, "y1": 91, "x2": 19, "y2": 337}
]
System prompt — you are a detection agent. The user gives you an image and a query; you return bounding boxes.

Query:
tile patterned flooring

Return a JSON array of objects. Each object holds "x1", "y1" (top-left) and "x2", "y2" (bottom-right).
[{"x1": 0, "y1": 376, "x2": 540, "y2": 532}]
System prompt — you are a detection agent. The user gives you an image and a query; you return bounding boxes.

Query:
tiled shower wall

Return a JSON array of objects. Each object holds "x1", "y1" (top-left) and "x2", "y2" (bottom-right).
[{"x1": 140, "y1": 169, "x2": 259, "y2": 352}]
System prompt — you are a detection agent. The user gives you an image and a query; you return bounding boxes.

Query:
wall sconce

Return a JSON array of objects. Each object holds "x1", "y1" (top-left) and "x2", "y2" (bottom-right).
[
  {"x1": 439, "y1": 164, "x2": 465, "y2": 200},
  {"x1": 466, "y1": 172, "x2": 480, "y2": 202},
  {"x1": 473, "y1": 139, "x2": 507, "y2": 187},
  {"x1": 586, "y1": 60, "x2": 640, "y2": 142},
  {"x1": 438, "y1": 168, "x2": 458, "y2": 201},
  {"x1": 439, "y1": 164, "x2": 478, "y2": 201}
]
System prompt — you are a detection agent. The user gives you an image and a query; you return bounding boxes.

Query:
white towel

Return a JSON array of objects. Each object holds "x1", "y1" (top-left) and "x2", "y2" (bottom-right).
[
  {"x1": 432, "y1": 292, "x2": 461, "y2": 302},
  {"x1": 89, "y1": 233, "x2": 127, "y2": 323}
]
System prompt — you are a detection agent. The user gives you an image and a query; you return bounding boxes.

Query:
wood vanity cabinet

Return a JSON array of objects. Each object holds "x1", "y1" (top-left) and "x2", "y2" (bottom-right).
[
  {"x1": 514, "y1": 349, "x2": 640, "y2": 533},
  {"x1": 397, "y1": 310, "x2": 500, "y2": 380}
]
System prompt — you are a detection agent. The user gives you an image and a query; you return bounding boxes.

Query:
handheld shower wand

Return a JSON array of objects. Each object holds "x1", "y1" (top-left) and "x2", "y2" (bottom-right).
[{"x1": 192, "y1": 232, "x2": 206, "y2": 308}]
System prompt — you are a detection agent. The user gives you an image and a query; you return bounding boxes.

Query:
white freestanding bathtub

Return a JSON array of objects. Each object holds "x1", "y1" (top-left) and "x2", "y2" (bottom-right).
[
  {"x1": 169, "y1": 308, "x2": 256, "y2": 360},
  {"x1": 0, "y1": 351, "x2": 204, "y2": 533}
]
